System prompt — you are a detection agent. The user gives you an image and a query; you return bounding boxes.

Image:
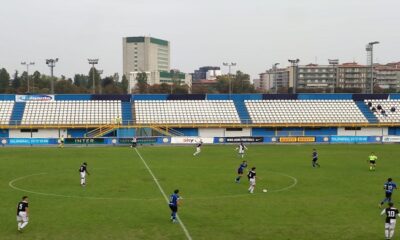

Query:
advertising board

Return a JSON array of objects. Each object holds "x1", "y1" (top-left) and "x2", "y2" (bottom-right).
[
  {"x1": 279, "y1": 137, "x2": 316, "y2": 143},
  {"x1": 15, "y1": 95, "x2": 55, "y2": 102},
  {"x1": 382, "y1": 136, "x2": 400, "y2": 143},
  {"x1": 171, "y1": 137, "x2": 213, "y2": 144},
  {"x1": 223, "y1": 137, "x2": 264, "y2": 143}
]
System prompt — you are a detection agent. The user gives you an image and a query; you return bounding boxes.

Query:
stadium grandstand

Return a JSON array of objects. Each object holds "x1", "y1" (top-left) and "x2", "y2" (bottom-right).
[{"x1": 1, "y1": 93, "x2": 400, "y2": 144}]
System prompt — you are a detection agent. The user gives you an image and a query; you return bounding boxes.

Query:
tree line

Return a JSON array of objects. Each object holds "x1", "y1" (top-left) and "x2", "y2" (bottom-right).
[
  {"x1": 0, "y1": 68, "x2": 129, "y2": 94},
  {"x1": 4, "y1": 66, "x2": 388, "y2": 95},
  {"x1": 0, "y1": 67, "x2": 257, "y2": 94}
]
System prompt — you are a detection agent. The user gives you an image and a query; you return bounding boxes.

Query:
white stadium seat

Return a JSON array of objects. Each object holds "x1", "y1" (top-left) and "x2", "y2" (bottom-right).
[
  {"x1": 365, "y1": 99, "x2": 400, "y2": 123},
  {"x1": 21, "y1": 100, "x2": 122, "y2": 125},
  {"x1": 245, "y1": 100, "x2": 368, "y2": 124},
  {"x1": 0, "y1": 101, "x2": 14, "y2": 125},
  {"x1": 134, "y1": 100, "x2": 240, "y2": 124}
]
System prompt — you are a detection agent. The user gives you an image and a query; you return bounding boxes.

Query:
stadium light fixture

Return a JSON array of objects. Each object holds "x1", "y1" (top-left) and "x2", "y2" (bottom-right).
[
  {"x1": 328, "y1": 59, "x2": 339, "y2": 93},
  {"x1": 88, "y1": 59, "x2": 99, "y2": 94},
  {"x1": 21, "y1": 61, "x2": 35, "y2": 94},
  {"x1": 288, "y1": 59, "x2": 300, "y2": 94},
  {"x1": 223, "y1": 62, "x2": 237, "y2": 98},
  {"x1": 366, "y1": 41, "x2": 379, "y2": 94},
  {"x1": 46, "y1": 58, "x2": 59, "y2": 94}
]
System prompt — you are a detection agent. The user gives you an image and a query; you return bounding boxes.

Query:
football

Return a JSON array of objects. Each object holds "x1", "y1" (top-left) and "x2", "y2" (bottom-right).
[{"x1": 263, "y1": 189, "x2": 268, "y2": 193}]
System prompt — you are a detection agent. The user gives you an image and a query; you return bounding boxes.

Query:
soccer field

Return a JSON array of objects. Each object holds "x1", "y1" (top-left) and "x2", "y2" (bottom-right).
[{"x1": 0, "y1": 144, "x2": 399, "y2": 240}]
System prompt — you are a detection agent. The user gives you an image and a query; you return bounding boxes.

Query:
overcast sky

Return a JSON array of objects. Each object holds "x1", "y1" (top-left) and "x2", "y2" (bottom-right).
[{"x1": 0, "y1": 0, "x2": 399, "y2": 80}]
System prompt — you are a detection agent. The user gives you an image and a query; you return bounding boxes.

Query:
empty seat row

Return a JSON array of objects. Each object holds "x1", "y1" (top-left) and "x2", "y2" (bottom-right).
[
  {"x1": 0, "y1": 101, "x2": 14, "y2": 125},
  {"x1": 21, "y1": 100, "x2": 122, "y2": 125},
  {"x1": 134, "y1": 100, "x2": 240, "y2": 124},
  {"x1": 245, "y1": 100, "x2": 368, "y2": 124}
]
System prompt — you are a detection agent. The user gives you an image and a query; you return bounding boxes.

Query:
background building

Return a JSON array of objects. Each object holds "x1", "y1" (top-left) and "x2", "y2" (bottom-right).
[
  {"x1": 297, "y1": 64, "x2": 336, "y2": 92},
  {"x1": 122, "y1": 36, "x2": 170, "y2": 77},
  {"x1": 258, "y1": 68, "x2": 290, "y2": 92},
  {"x1": 373, "y1": 64, "x2": 400, "y2": 91},
  {"x1": 192, "y1": 66, "x2": 221, "y2": 81},
  {"x1": 337, "y1": 62, "x2": 368, "y2": 91}
]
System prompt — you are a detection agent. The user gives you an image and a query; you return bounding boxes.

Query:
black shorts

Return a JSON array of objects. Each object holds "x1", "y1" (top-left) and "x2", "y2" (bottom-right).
[
  {"x1": 169, "y1": 205, "x2": 178, "y2": 212},
  {"x1": 386, "y1": 192, "x2": 392, "y2": 198},
  {"x1": 238, "y1": 169, "x2": 243, "y2": 174},
  {"x1": 370, "y1": 160, "x2": 376, "y2": 164},
  {"x1": 312, "y1": 158, "x2": 318, "y2": 162}
]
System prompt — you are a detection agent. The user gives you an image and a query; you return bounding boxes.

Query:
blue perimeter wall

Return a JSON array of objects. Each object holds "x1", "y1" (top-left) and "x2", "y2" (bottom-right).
[
  {"x1": 388, "y1": 127, "x2": 400, "y2": 135},
  {"x1": 0, "y1": 129, "x2": 9, "y2": 138}
]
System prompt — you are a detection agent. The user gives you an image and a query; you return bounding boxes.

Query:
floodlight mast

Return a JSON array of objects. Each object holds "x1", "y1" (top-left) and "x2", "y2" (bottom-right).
[
  {"x1": 46, "y1": 58, "x2": 59, "y2": 94},
  {"x1": 223, "y1": 62, "x2": 237, "y2": 98},
  {"x1": 88, "y1": 59, "x2": 99, "y2": 94}
]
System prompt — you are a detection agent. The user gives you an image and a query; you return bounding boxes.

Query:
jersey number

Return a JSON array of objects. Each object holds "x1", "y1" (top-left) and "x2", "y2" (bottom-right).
[
  {"x1": 19, "y1": 204, "x2": 23, "y2": 210},
  {"x1": 388, "y1": 211, "x2": 396, "y2": 217}
]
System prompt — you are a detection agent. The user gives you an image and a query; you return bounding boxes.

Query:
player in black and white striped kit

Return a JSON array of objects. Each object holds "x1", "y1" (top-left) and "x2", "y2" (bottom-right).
[
  {"x1": 16, "y1": 196, "x2": 29, "y2": 232},
  {"x1": 236, "y1": 142, "x2": 248, "y2": 158},
  {"x1": 193, "y1": 140, "x2": 203, "y2": 156},
  {"x1": 79, "y1": 162, "x2": 90, "y2": 186},
  {"x1": 381, "y1": 202, "x2": 400, "y2": 240},
  {"x1": 247, "y1": 167, "x2": 257, "y2": 194}
]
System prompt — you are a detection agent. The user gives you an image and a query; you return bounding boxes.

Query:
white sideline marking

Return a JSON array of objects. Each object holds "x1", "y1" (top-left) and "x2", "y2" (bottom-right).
[{"x1": 134, "y1": 148, "x2": 193, "y2": 240}]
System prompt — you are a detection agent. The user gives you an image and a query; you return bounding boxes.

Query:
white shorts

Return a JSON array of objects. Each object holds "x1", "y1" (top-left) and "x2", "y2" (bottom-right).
[
  {"x1": 17, "y1": 212, "x2": 28, "y2": 222},
  {"x1": 80, "y1": 172, "x2": 86, "y2": 179},
  {"x1": 196, "y1": 147, "x2": 201, "y2": 152},
  {"x1": 239, "y1": 150, "x2": 244, "y2": 154},
  {"x1": 386, "y1": 220, "x2": 397, "y2": 229},
  {"x1": 249, "y1": 178, "x2": 256, "y2": 186}
]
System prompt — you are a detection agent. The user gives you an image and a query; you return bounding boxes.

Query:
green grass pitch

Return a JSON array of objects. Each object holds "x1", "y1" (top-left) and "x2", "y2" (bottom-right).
[{"x1": 1, "y1": 144, "x2": 399, "y2": 240}]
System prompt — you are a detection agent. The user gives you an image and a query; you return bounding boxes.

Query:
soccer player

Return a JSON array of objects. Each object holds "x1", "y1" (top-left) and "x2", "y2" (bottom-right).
[
  {"x1": 235, "y1": 142, "x2": 248, "y2": 158},
  {"x1": 79, "y1": 162, "x2": 90, "y2": 186},
  {"x1": 381, "y1": 202, "x2": 400, "y2": 240},
  {"x1": 380, "y1": 178, "x2": 397, "y2": 208},
  {"x1": 193, "y1": 140, "x2": 203, "y2": 156},
  {"x1": 368, "y1": 152, "x2": 378, "y2": 171},
  {"x1": 16, "y1": 196, "x2": 29, "y2": 232},
  {"x1": 130, "y1": 137, "x2": 137, "y2": 148},
  {"x1": 235, "y1": 160, "x2": 248, "y2": 183},
  {"x1": 58, "y1": 135, "x2": 64, "y2": 148},
  {"x1": 169, "y1": 189, "x2": 180, "y2": 223},
  {"x1": 247, "y1": 167, "x2": 256, "y2": 193},
  {"x1": 312, "y1": 148, "x2": 320, "y2": 168}
]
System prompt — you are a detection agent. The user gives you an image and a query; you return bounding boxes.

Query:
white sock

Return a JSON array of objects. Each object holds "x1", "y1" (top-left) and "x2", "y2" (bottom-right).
[
  {"x1": 250, "y1": 186, "x2": 254, "y2": 193},
  {"x1": 21, "y1": 222, "x2": 28, "y2": 229},
  {"x1": 385, "y1": 229, "x2": 389, "y2": 238},
  {"x1": 18, "y1": 222, "x2": 22, "y2": 230},
  {"x1": 390, "y1": 228, "x2": 394, "y2": 238}
]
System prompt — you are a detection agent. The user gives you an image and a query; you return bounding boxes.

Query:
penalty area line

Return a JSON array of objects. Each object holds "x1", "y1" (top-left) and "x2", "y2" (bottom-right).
[{"x1": 134, "y1": 148, "x2": 193, "y2": 240}]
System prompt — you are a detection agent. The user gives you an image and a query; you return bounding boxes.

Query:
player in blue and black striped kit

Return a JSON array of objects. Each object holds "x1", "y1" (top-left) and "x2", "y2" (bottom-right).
[
  {"x1": 235, "y1": 161, "x2": 248, "y2": 183},
  {"x1": 312, "y1": 149, "x2": 320, "y2": 168},
  {"x1": 380, "y1": 178, "x2": 397, "y2": 208},
  {"x1": 169, "y1": 189, "x2": 180, "y2": 223}
]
